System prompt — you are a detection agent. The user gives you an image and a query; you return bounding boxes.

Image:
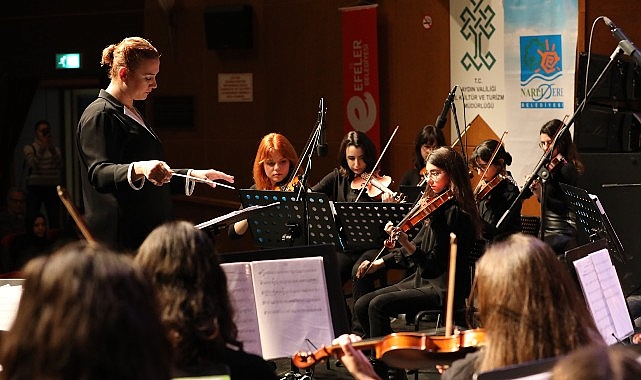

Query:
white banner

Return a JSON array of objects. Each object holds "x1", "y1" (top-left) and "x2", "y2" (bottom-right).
[{"x1": 450, "y1": 0, "x2": 578, "y2": 184}]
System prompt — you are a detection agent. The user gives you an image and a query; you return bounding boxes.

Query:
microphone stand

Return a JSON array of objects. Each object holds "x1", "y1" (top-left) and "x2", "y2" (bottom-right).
[
  {"x1": 286, "y1": 99, "x2": 325, "y2": 246},
  {"x1": 496, "y1": 45, "x2": 625, "y2": 233},
  {"x1": 450, "y1": 99, "x2": 468, "y2": 165}
]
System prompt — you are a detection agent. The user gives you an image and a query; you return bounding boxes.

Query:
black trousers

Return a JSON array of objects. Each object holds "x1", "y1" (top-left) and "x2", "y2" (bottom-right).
[{"x1": 354, "y1": 282, "x2": 441, "y2": 338}]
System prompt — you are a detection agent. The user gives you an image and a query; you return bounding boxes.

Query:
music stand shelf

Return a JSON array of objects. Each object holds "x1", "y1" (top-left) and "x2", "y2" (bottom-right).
[
  {"x1": 333, "y1": 202, "x2": 422, "y2": 252},
  {"x1": 239, "y1": 190, "x2": 340, "y2": 249}
]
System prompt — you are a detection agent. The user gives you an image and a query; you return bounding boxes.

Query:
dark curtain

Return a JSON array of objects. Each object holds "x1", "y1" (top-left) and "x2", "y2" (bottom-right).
[{"x1": 0, "y1": 72, "x2": 39, "y2": 206}]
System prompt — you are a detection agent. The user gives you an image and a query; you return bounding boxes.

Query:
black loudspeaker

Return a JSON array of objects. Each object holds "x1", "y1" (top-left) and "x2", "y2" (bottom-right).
[
  {"x1": 574, "y1": 105, "x2": 641, "y2": 152},
  {"x1": 576, "y1": 52, "x2": 635, "y2": 102},
  {"x1": 577, "y1": 153, "x2": 641, "y2": 295},
  {"x1": 204, "y1": 5, "x2": 253, "y2": 50}
]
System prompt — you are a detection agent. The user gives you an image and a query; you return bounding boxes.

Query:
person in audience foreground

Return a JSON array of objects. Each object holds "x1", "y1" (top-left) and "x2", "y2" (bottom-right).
[
  {"x1": 0, "y1": 241, "x2": 172, "y2": 380},
  {"x1": 135, "y1": 220, "x2": 278, "y2": 380}
]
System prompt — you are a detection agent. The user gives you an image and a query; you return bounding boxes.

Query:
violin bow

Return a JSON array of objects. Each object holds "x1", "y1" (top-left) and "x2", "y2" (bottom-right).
[
  {"x1": 473, "y1": 130, "x2": 508, "y2": 194},
  {"x1": 355, "y1": 125, "x2": 399, "y2": 202},
  {"x1": 445, "y1": 233, "x2": 457, "y2": 338},
  {"x1": 450, "y1": 123, "x2": 473, "y2": 149},
  {"x1": 57, "y1": 185, "x2": 97, "y2": 245}
]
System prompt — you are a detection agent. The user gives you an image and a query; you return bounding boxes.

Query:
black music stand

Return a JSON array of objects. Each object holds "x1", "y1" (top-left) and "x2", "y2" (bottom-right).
[
  {"x1": 239, "y1": 190, "x2": 340, "y2": 249},
  {"x1": 333, "y1": 202, "x2": 422, "y2": 252},
  {"x1": 559, "y1": 183, "x2": 625, "y2": 264}
]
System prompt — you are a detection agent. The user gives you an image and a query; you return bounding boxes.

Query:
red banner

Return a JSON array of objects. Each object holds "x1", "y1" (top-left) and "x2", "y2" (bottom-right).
[{"x1": 340, "y1": 5, "x2": 380, "y2": 150}]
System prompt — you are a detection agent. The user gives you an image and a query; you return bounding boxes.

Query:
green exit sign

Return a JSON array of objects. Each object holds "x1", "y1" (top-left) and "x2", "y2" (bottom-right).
[{"x1": 55, "y1": 53, "x2": 81, "y2": 69}]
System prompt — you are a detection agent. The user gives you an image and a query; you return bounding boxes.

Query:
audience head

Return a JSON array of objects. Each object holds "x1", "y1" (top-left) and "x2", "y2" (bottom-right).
[
  {"x1": 551, "y1": 344, "x2": 641, "y2": 380},
  {"x1": 470, "y1": 233, "x2": 604, "y2": 372},
  {"x1": 253, "y1": 132, "x2": 299, "y2": 190},
  {"x1": 338, "y1": 131, "x2": 377, "y2": 178},
  {"x1": 135, "y1": 221, "x2": 240, "y2": 369},
  {"x1": 413, "y1": 125, "x2": 446, "y2": 171},
  {"x1": 0, "y1": 241, "x2": 171, "y2": 380},
  {"x1": 5, "y1": 188, "x2": 26, "y2": 218},
  {"x1": 33, "y1": 120, "x2": 52, "y2": 142},
  {"x1": 26, "y1": 212, "x2": 48, "y2": 239}
]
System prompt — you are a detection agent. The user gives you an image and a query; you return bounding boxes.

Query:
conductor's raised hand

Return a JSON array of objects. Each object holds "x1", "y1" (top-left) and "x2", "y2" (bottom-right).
[
  {"x1": 135, "y1": 160, "x2": 172, "y2": 186},
  {"x1": 190, "y1": 169, "x2": 235, "y2": 188}
]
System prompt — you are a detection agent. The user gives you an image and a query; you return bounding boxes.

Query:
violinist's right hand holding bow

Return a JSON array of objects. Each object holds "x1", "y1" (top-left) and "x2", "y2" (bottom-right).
[{"x1": 332, "y1": 334, "x2": 382, "y2": 380}]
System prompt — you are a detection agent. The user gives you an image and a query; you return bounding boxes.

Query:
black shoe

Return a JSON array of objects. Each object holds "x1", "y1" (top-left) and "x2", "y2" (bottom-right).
[
  {"x1": 369, "y1": 358, "x2": 389, "y2": 379},
  {"x1": 387, "y1": 367, "x2": 408, "y2": 380}
]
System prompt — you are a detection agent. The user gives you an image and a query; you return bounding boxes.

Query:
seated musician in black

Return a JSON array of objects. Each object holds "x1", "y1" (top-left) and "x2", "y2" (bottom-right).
[
  {"x1": 353, "y1": 146, "x2": 482, "y2": 378},
  {"x1": 470, "y1": 139, "x2": 521, "y2": 241},
  {"x1": 524, "y1": 119, "x2": 584, "y2": 255}
]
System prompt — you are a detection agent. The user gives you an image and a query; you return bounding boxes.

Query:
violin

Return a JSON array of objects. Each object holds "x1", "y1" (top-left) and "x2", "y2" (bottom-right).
[
  {"x1": 546, "y1": 153, "x2": 566, "y2": 173},
  {"x1": 474, "y1": 174, "x2": 506, "y2": 203},
  {"x1": 351, "y1": 172, "x2": 406, "y2": 202},
  {"x1": 276, "y1": 174, "x2": 302, "y2": 192},
  {"x1": 401, "y1": 190, "x2": 454, "y2": 232},
  {"x1": 292, "y1": 328, "x2": 485, "y2": 370},
  {"x1": 381, "y1": 189, "x2": 454, "y2": 249}
]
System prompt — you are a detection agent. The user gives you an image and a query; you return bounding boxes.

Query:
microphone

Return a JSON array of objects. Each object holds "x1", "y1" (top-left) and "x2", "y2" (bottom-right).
[
  {"x1": 603, "y1": 17, "x2": 641, "y2": 67},
  {"x1": 316, "y1": 97, "x2": 328, "y2": 157},
  {"x1": 435, "y1": 85, "x2": 458, "y2": 129}
]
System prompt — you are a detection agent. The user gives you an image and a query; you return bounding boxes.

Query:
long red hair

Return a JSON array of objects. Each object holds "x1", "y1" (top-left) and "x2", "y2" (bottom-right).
[{"x1": 253, "y1": 133, "x2": 299, "y2": 190}]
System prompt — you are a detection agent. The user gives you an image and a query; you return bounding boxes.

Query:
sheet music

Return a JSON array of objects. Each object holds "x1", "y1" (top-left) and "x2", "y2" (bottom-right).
[
  {"x1": 591, "y1": 250, "x2": 634, "y2": 340},
  {"x1": 0, "y1": 283, "x2": 23, "y2": 331},
  {"x1": 250, "y1": 257, "x2": 334, "y2": 360},
  {"x1": 573, "y1": 248, "x2": 634, "y2": 344},
  {"x1": 220, "y1": 262, "x2": 262, "y2": 356}
]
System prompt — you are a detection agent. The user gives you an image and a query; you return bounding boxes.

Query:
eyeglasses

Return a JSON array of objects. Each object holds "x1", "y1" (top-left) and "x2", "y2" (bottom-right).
[
  {"x1": 539, "y1": 140, "x2": 553, "y2": 149},
  {"x1": 424, "y1": 170, "x2": 444, "y2": 180},
  {"x1": 472, "y1": 162, "x2": 489, "y2": 171}
]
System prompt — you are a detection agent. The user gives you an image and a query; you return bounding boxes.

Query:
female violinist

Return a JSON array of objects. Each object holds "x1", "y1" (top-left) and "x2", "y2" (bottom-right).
[
  {"x1": 353, "y1": 146, "x2": 482, "y2": 377},
  {"x1": 470, "y1": 139, "x2": 521, "y2": 241},
  {"x1": 311, "y1": 130, "x2": 399, "y2": 335},
  {"x1": 228, "y1": 133, "x2": 300, "y2": 239},
  {"x1": 399, "y1": 125, "x2": 446, "y2": 187},
  {"x1": 524, "y1": 119, "x2": 585, "y2": 255}
]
